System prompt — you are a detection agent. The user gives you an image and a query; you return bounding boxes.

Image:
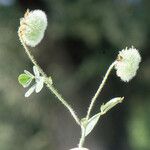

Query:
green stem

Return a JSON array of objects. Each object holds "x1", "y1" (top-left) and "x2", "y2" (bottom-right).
[
  {"x1": 20, "y1": 38, "x2": 46, "y2": 77},
  {"x1": 20, "y1": 38, "x2": 80, "y2": 126},
  {"x1": 78, "y1": 62, "x2": 116, "y2": 147},
  {"x1": 86, "y1": 61, "x2": 116, "y2": 120},
  {"x1": 78, "y1": 126, "x2": 86, "y2": 148},
  {"x1": 46, "y1": 83, "x2": 80, "y2": 125}
]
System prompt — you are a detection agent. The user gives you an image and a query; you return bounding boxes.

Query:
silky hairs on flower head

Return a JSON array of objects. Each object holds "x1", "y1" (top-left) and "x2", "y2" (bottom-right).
[
  {"x1": 18, "y1": 9, "x2": 47, "y2": 47},
  {"x1": 115, "y1": 47, "x2": 141, "y2": 82}
]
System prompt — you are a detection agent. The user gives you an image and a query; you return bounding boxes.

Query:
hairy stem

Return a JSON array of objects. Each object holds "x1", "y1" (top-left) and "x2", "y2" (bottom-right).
[
  {"x1": 46, "y1": 83, "x2": 80, "y2": 125},
  {"x1": 86, "y1": 61, "x2": 116, "y2": 120},
  {"x1": 20, "y1": 37, "x2": 46, "y2": 77},
  {"x1": 78, "y1": 126, "x2": 86, "y2": 148},
  {"x1": 77, "y1": 62, "x2": 117, "y2": 147},
  {"x1": 20, "y1": 37, "x2": 80, "y2": 125}
]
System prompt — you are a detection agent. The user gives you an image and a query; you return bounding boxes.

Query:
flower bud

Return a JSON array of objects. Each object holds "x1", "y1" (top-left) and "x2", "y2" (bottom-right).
[
  {"x1": 18, "y1": 9, "x2": 47, "y2": 47},
  {"x1": 115, "y1": 47, "x2": 141, "y2": 82}
]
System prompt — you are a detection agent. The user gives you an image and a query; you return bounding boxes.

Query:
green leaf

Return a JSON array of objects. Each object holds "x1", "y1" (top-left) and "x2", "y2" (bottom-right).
[
  {"x1": 100, "y1": 97, "x2": 124, "y2": 114},
  {"x1": 84, "y1": 113, "x2": 101, "y2": 136},
  {"x1": 18, "y1": 74, "x2": 33, "y2": 87}
]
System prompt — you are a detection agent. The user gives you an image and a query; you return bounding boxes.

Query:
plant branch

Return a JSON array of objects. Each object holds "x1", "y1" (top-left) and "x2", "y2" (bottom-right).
[
  {"x1": 78, "y1": 126, "x2": 86, "y2": 148},
  {"x1": 86, "y1": 61, "x2": 116, "y2": 120},
  {"x1": 20, "y1": 37, "x2": 80, "y2": 125},
  {"x1": 46, "y1": 83, "x2": 80, "y2": 125},
  {"x1": 20, "y1": 37, "x2": 47, "y2": 77}
]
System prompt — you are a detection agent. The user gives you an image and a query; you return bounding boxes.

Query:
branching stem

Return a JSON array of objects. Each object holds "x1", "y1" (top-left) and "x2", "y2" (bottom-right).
[
  {"x1": 20, "y1": 34, "x2": 117, "y2": 148},
  {"x1": 86, "y1": 61, "x2": 116, "y2": 120},
  {"x1": 20, "y1": 37, "x2": 80, "y2": 126},
  {"x1": 77, "y1": 62, "x2": 116, "y2": 148}
]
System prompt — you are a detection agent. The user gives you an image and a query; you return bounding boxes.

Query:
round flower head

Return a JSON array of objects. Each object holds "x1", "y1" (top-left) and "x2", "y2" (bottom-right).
[
  {"x1": 18, "y1": 9, "x2": 47, "y2": 47},
  {"x1": 115, "y1": 47, "x2": 141, "y2": 82}
]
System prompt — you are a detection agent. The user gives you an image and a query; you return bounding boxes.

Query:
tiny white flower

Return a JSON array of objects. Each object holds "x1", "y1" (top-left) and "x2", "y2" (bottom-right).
[
  {"x1": 25, "y1": 66, "x2": 44, "y2": 97},
  {"x1": 115, "y1": 46, "x2": 141, "y2": 82},
  {"x1": 18, "y1": 9, "x2": 48, "y2": 47}
]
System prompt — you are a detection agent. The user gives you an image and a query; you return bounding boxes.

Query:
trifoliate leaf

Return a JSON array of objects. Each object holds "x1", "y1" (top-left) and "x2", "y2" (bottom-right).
[
  {"x1": 18, "y1": 74, "x2": 33, "y2": 87},
  {"x1": 84, "y1": 113, "x2": 101, "y2": 136}
]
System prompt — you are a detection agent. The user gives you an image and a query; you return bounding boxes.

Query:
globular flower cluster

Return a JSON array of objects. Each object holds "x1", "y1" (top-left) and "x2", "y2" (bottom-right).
[
  {"x1": 115, "y1": 47, "x2": 141, "y2": 82},
  {"x1": 18, "y1": 9, "x2": 47, "y2": 47}
]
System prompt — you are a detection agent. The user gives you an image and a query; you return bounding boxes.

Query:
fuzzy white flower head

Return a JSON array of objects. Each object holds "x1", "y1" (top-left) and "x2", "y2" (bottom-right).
[
  {"x1": 18, "y1": 9, "x2": 47, "y2": 47},
  {"x1": 115, "y1": 46, "x2": 141, "y2": 82}
]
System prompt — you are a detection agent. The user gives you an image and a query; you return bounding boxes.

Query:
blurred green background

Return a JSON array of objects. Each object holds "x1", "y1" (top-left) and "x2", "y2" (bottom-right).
[{"x1": 0, "y1": 0, "x2": 149, "y2": 150}]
